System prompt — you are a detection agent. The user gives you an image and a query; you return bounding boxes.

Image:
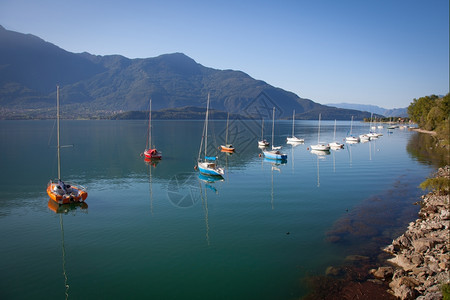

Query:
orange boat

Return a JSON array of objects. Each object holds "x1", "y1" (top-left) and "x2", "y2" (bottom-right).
[
  {"x1": 220, "y1": 144, "x2": 235, "y2": 152},
  {"x1": 47, "y1": 180, "x2": 88, "y2": 204},
  {"x1": 220, "y1": 113, "x2": 235, "y2": 153},
  {"x1": 47, "y1": 86, "x2": 88, "y2": 205}
]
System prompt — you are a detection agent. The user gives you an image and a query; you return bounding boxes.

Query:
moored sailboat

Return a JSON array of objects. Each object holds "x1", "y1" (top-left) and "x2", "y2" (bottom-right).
[
  {"x1": 197, "y1": 94, "x2": 224, "y2": 177},
  {"x1": 143, "y1": 98, "x2": 162, "y2": 159},
  {"x1": 329, "y1": 119, "x2": 344, "y2": 149},
  {"x1": 47, "y1": 86, "x2": 88, "y2": 205},
  {"x1": 345, "y1": 116, "x2": 360, "y2": 143},
  {"x1": 221, "y1": 113, "x2": 235, "y2": 152},
  {"x1": 286, "y1": 110, "x2": 304, "y2": 143},
  {"x1": 310, "y1": 113, "x2": 330, "y2": 151},
  {"x1": 263, "y1": 107, "x2": 287, "y2": 160},
  {"x1": 258, "y1": 119, "x2": 270, "y2": 147}
]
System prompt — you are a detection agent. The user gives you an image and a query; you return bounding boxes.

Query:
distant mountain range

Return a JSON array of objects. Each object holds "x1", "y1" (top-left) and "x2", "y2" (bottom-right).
[
  {"x1": 326, "y1": 103, "x2": 408, "y2": 117},
  {"x1": 1, "y1": 25, "x2": 382, "y2": 120}
]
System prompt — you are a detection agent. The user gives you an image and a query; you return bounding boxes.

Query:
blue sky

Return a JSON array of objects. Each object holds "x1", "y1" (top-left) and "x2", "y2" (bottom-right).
[{"x1": 1, "y1": 0, "x2": 448, "y2": 109}]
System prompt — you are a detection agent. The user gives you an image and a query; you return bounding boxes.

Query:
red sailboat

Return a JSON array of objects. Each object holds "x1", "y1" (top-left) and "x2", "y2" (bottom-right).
[{"x1": 143, "y1": 98, "x2": 162, "y2": 160}]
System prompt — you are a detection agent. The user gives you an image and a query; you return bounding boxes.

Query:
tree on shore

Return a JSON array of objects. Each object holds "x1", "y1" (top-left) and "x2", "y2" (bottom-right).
[{"x1": 408, "y1": 93, "x2": 449, "y2": 145}]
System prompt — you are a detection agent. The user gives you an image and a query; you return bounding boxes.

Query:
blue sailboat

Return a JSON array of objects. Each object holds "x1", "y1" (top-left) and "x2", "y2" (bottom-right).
[
  {"x1": 197, "y1": 94, "x2": 224, "y2": 177},
  {"x1": 263, "y1": 107, "x2": 287, "y2": 161}
]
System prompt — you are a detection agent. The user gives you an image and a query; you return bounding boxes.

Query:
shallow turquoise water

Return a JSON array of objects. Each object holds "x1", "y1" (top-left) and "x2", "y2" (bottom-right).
[{"x1": 0, "y1": 119, "x2": 435, "y2": 299}]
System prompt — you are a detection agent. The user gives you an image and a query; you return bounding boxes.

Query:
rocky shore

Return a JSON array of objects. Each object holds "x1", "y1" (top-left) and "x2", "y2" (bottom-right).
[{"x1": 372, "y1": 166, "x2": 449, "y2": 299}]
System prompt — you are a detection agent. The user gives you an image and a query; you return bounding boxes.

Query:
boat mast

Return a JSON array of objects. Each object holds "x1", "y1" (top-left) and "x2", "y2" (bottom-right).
[
  {"x1": 333, "y1": 119, "x2": 337, "y2": 140},
  {"x1": 225, "y1": 112, "x2": 229, "y2": 145},
  {"x1": 350, "y1": 116, "x2": 354, "y2": 135},
  {"x1": 148, "y1": 98, "x2": 152, "y2": 149},
  {"x1": 57, "y1": 85, "x2": 61, "y2": 180},
  {"x1": 204, "y1": 93, "x2": 210, "y2": 158},
  {"x1": 317, "y1": 113, "x2": 321, "y2": 143},
  {"x1": 271, "y1": 107, "x2": 275, "y2": 146},
  {"x1": 292, "y1": 110, "x2": 296, "y2": 137},
  {"x1": 261, "y1": 119, "x2": 264, "y2": 140}
]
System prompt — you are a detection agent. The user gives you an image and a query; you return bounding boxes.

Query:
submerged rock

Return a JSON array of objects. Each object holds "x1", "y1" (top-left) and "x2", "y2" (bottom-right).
[{"x1": 378, "y1": 166, "x2": 450, "y2": 298}]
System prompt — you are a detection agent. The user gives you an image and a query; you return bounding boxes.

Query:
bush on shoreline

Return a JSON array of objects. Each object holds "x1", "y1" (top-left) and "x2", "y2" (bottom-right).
[{"x1": 408, "y1": 93, "x2": 450, "y2": 146}]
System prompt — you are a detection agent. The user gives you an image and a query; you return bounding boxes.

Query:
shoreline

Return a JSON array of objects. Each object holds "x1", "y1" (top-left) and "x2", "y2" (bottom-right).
[
  {"x1": 303, "y1": 166, "x2": 449, "y2": 299},
  {"x1": 411, "y1": 128, "x2": 437, "y2": 136},
  {"x1": 371, "y1": 166, "x2": 449, "y2": 299}
]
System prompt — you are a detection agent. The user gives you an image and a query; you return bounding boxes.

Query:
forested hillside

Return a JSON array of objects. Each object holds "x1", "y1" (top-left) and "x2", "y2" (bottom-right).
[{"x1": 1, "y1": 25, "x2": 373, "y2": 120}]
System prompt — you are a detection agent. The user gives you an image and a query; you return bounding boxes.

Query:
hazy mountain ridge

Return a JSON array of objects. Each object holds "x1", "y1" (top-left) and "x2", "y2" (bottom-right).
[
  {"x1": 326, "y1": 103, "x2": 408, "y2": 117},
  {"x1": 1, "y1": 25, "x2": 375, "y2": 120}
]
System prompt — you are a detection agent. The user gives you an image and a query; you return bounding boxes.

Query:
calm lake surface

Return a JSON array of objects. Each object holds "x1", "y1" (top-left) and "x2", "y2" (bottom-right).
[{"x1": 0, "y1": 119, "x2": 437, "y2": 299}]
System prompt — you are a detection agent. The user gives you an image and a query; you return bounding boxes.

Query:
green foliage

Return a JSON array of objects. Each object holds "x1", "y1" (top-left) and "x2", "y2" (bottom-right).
[
  {"x1": 443, "y1": 283, "x2": 450, "y2": 300},
  {"x1": 408, "y1": 93, "x2": 450, "y2": 145},
  {"x1": 408, "y1": 95, "x2": 439, "y2": 128},
  {"x1": 420, "y1": 177, "x2": 450, "y2": 195}
]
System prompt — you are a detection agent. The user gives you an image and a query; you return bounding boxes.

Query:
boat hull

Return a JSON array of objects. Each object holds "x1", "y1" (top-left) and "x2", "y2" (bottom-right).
[
  {"x1": 359, "y1": 134, "x2": 370, "y2": 141},
  {"x1": 263, "y1": 150, "x2": 287, "y2": 160},
  {"x1": 286, "y1": 137, "x2": 304, "y2": 143},
  {"x1": 220, "y1": 145, "x2": 235, "y2": 152},
  {"x1": 47, "y1": 181, "x2": 88, "y2": 205},
  {"x1": 144, "y1": 149, "x2": 162, "y2": 159},
  {"x1": 197, "y1": 162, "x2": 224, "y2": 177},
  {"x1": 258, "y1": 140, "x2": 269, "y2": 147},
  {"x1": 329, "y1": 142, "x2": 344, "y2": 149},
  {"x1": 310, "y1": 144, "x2": 330, "y2": 151},
  {"x1": 345, "y1": 136, "x2": 360, "y2": 143}
]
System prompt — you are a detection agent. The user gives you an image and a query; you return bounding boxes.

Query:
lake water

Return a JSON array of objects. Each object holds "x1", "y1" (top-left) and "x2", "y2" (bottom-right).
[{"x1": 0, "y1": 119, "x2": 438, "y2": 299}]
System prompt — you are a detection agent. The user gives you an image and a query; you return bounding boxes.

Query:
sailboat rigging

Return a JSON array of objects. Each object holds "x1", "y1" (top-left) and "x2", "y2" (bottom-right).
[
  {"x1": 263, "y1": 107, "x2": 287, "y2": 160},
  {"x1": 258, "y1": 119, "x2": 270, "y2": 147},
  {"x1": 196, "y1": 94, "x2": 224, "y2": 177},
  {"x1": 286, "y1": 110, "x2": 304, "y2": 143},
  {"x1": 345, "y1": 116, "x2": 360, "y2": 143},
  {"x1": 47, "y1": 86, "x2": 88, "y2": 205},
  {"x1": 143, "y1": 98, "x2": 162, "y2": 159},
  {"x1": 329, "y1": 119, "x2": 344, "y2": 149},
  {"x1": 310, "y1": 113, "x2": 330, "y2": 151},
  {"x1": 220, "y1": 113, "x2": 235, "y2": 152}
]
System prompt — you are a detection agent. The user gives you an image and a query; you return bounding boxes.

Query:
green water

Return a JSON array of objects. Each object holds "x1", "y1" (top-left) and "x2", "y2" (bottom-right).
[{"x1": 0, "y1": 119, "x2": 436, "y2": 299}]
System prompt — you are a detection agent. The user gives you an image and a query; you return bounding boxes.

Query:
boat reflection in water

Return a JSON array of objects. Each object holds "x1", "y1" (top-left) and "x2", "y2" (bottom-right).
[
  {"x1": 144, "y1": 157, "x2": 160, "y2": 167},
  {"x1": 47, "y1": 199, "x2": 88, "y2": 300},
  {"x1": 47, "y1": 199, "x2": 88, "y2": 214},
  {"x1": 198, "y1": 172, "x2": 224, "y2": 246},
  {"x1": 198, "y1": 173, "x2": 224, "y2": 184},
  {"x1": 144, "y1": 157, "x2": 160, "y2": 214},
  {"x1": 311, "y1": 149, "x2": 330, "y2": 188},
  {"x1": 263, "y1": 158, "x2": 286, "y2": 210}
]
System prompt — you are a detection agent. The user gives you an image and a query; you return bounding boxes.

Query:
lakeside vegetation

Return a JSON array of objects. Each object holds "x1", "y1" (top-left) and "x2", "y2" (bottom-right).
[{"x1": 408, "y1": 93, "x2": 450, "y2": 147}]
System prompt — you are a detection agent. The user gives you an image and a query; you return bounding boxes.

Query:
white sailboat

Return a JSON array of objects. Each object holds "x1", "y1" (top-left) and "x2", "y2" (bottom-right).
[
  {"x1": 286, "y1": 110, "x2": 304, "y2": 143},
  {"x1": 345, "y1": 116, "x2": 360, "y2": 143},
  {"x1": 367, "y1": 113, "x2": 379, "y2": 139},
  {"x1": 310, "y1": 113, "x2": 330, "y2": 151},
  {"x1": 258, "y1": 119, "x2": 270, "y2": 147},
  {"x1": 263, "y1": 107, "x2": 287, "y2": 160},
  {"x1": 196, "y1": 94, "x2": 224, "y2": 177},
  {"x1": 329, "y1": 119, "x2": 344, "y2": 149}
]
